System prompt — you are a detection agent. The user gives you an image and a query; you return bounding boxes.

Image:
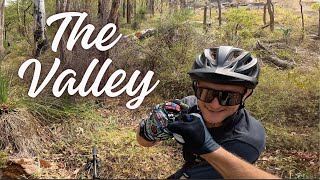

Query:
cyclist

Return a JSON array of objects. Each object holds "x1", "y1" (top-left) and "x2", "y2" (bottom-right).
[{"x1": 136, "y1": 46, "x2": 267, "y2": 179}]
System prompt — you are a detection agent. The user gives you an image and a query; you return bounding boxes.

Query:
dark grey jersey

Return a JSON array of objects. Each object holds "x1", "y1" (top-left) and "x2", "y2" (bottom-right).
[{"x1": 169, "y1": 95, "x2": 266, "y2": 179}]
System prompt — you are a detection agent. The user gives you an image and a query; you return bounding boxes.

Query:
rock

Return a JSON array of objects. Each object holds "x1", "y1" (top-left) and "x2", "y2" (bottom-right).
[
  {"x1": 0, "y1": 158, "x2": 39, "y2": 179},
  {"x1": 39, "y1": 159, "x2": 51, "y2": 168}
]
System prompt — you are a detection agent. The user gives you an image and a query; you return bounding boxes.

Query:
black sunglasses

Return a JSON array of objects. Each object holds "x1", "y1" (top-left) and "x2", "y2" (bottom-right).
[{"x1": 193, "y1": 83, "x2": 245, "y2": 106}]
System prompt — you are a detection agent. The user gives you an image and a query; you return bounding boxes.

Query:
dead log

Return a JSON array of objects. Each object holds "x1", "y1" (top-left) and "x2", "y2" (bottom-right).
[
  {"x1": 255, "y1": 40, "x2": 294, "y2": 69},
  {"x1": 134, "y1": 28, "x2": 157, "y2": 40}
]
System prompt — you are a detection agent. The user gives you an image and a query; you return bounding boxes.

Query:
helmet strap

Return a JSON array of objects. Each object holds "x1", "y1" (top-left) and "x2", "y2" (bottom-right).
[{"x1": 237, "y1": 88, "x2": 253, "y2": 111}]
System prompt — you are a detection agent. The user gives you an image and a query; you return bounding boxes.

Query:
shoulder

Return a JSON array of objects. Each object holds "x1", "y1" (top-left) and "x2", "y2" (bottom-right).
[{"x1": 234, "y1": 109, "x2": 266, "y2": 154}]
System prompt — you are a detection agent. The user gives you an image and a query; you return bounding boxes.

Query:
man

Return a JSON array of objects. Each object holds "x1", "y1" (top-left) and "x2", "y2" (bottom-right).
[{"x1": 136, "y1": 46, "x2": 268, "y2": 179}]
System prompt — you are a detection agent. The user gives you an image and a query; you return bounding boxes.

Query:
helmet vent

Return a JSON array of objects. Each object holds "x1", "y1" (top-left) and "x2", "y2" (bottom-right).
[
  {"x1": 210, "y1": 51, "x2": 217, "y2": 60},
  {"x1": 244, "y1": 57, "x2": 252, "y2": 65}
]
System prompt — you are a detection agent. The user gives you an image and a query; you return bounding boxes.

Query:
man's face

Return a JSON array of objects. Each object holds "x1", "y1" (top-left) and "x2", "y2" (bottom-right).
[{"x1": 196, "y1": 81, "x2": 252, "y2": 127}]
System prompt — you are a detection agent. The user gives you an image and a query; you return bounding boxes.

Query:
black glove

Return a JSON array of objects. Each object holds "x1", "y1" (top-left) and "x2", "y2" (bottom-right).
[
  {"x1": 167, "y1": 113, "x2": 221, "y2": 155},
  {"x1": 139, "y1": 100, "x2": 189, "y2": 142}
]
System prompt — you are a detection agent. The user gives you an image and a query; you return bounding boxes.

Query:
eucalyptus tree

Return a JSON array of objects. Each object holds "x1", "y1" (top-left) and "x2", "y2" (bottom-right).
[
  {"x1": 34, "y1": 0, "x2": 48, "y2": 57},
  {"x1": 0, "y1": 0, "x2": 4, "y2": 54}
]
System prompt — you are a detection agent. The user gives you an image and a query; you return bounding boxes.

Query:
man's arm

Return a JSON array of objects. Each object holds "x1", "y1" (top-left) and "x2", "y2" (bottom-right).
[
  {"x1": 201, "y1": 147, "x2": 280, "y2": 179},
  {"x1": 167, "y1": 113, "x2": 281, "y2": 179}
]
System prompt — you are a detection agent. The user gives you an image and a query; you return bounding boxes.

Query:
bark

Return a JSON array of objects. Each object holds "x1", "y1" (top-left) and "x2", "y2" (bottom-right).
[
  {"x1": 98, "y1": 0, "x2": 120, "y2": 92},
  {"x1": 160, "y1": 0, "x2": 163, "y2": 13},
  {"x1": 55, "y1": 0, "x2": 70, "y2": 61},
  {"x1": 34, "y1": 0, "x2": 48, "y2": 57},
  {"x1": 149, "y1": 0, "x2": 155, "y2": 16},
  {"x1": 0, "y1": 0, "x2": 4, "y2": 54},
  {"x1": 16, "y1": 0, "x2": 24, "y2": 36},
  {"x1": 122, "y1": 0, "x2": 126, "y2": 18},
  {"x1": 263, "y1": 3, "x2": 266, "y2": 25},
  {"x1": 319, "y1": 8, "x2": 320, "y2": 37},
  {"x1": 133, "y1": 0, "x2": 138, "y2": 30},
  {"x1": 203, "y1": 4, "x2": 207, "y2": 25},
  {"x1": 56, "y1": 0, "x2": 70, "y2": 13},
  {"x1": 99, "y1": 0, "x2": 121, "y2": 64},
  {"x1": 23, "y1": 2, "x2": 33, "y2": 45},
  {"x1": 180, "y1": 0, "x2": 186, "y2": 9},
  {"x1": 299, "y1": 0, "x2": 304, "y2": 35},
  {"x1": 127, "y1": 0, "x2": 131, "y2": 24},
  {"x1": 218, "y1": 0, "x2": 222, "y2": 26},
  {"x1": 98, "y1": 0, "x2": 111, "y2": 23},
  {"x1": 267, "y1": 0, "x2": 274, "y2": 32}
]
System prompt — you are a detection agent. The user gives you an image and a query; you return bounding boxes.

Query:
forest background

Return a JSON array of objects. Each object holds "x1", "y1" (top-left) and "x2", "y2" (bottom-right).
[{"x1": 0, "y1": 0, "x2": 319, "y2": 179}]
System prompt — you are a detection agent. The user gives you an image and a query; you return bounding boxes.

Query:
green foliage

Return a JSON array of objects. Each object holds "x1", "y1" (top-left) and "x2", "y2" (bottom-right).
[
  {"x1": 221, "y1": 8, "x2": 260, "y2": 47},
  {"x1": 5, "y1": 0, "x2": 34, "y2": 45},
  {"x1": 247, "y1": 66, "x2": 319, "y2": 129},
  {"x1": 277, "y1": 26, "x2": 292, "y2": 41},
  {"x1": 275, "y1": 49, "x2": 295, "y2": 60},
  {"x1": 311, "y1": 3, "x2": 320, "y2": 10},
  {"x1": 139, "y1": 11, "x2": 205, "y2": 99},
  {"x1": 0, "y1": 74, "x2": 9, "y2": 104},
  {"x1": 137, "y1": 7, "x2": 147, "y2": 22},
  {"x1": 0, "y1": 150, "x2": 7, "y2": 168}
]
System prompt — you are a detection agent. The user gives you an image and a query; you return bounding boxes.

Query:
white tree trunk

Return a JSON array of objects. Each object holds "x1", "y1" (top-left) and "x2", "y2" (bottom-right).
[
  {"x1": 0, "y1": 0, "x2": 5, "y2": 54},
  {"x1": 34, "y1": 0, "x2": 48, "y2": 57}
]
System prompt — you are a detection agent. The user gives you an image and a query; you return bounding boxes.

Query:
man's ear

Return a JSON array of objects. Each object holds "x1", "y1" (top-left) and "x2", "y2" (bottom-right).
[{"x1": 243, "y1": 89, "x2": 253, "y2": 101}]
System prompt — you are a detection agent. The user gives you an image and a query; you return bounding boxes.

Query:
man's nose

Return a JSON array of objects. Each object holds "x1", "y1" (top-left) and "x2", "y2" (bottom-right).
[{"x1": 209, "y1": 97, "x2": 221, "y2": 108}]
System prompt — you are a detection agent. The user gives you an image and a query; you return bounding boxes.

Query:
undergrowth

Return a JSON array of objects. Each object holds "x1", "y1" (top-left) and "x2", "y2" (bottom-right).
[{"x1": 1, "y1": 3, "x2": 319, "y2": 179}]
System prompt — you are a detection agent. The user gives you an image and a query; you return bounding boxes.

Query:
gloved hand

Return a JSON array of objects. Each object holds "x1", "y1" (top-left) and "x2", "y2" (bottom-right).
[
  {"x1": 167, "y1": 113, "x2": 221, "y2": 155},
  {"x1": 139, "y1": 100, "x2": 189, "y2": 142}
]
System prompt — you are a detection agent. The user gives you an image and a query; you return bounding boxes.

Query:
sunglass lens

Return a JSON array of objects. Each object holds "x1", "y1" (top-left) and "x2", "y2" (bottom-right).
[{"x1": 195, "y1": 85, "x2": 244, "y2": 106}]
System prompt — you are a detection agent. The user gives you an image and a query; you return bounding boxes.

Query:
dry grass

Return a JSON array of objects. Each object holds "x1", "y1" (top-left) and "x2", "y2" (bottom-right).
[{"x1": 0, "y1": 109, "x2": 51, "y2": 157}]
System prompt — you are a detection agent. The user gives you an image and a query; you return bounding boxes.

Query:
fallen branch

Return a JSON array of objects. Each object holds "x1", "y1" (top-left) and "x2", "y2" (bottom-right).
[
  {"x1": 261, "y1": 23, "x2": 270, "y2": 29},
  {"x1": 256, "y1": 40, "x2": 294, "y2": 69}
]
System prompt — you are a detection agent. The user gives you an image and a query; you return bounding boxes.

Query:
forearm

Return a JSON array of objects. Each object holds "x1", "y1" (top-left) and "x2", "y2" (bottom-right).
[
  {"x1": 201, "y1": 147, "x2": 280, "y2": 179},
  {"x1": 135, "y1": 126, "x2": 160, "y2": 147}
]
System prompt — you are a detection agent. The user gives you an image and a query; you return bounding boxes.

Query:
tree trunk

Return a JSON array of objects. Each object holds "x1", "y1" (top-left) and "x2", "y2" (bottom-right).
[
  {"x1": 55, "y1": 0, "x2": 70, "y2": 61},
  {"x1": 180, "y1": 0, "x2": 186, "y2": 9},
  {"x1": 133, "y1": 0, "x2": 138, "y2": 30},
  {"x1": 160, "y1": 0, "x2": 163, "y2": 13},
  {"x1": 149, "y1": 0, "x2": 155, "y2": 16},
  {"x1": 98, "y1": 0, "x2": 111, "y2": 23},
  {"x1": 174, "y1": 0, "x2": 178, "y2": 11},
  {"x1": 267, "y1": 0, "x2": 274, "y2": 32},
  {"x1": 0, "y1": 0, "x2": 5, "y2": 55},
  {"x1": 318, "y1": 8, "x2": 320, "y2": 37},
  {"x1": 299, "y1": 0, "x2": 304, "y2": 36},
  {"x1": 203, "y1": 4, "x2": 207, "y2": 25},
  {"x1": 99, "y1": 0, "x2": 121, "y2": 64},
  {"x1": 34, "y1": 0, "x2": 48, "y2": 58},
  {"x1": 127, "y1": 0, "x2": 131, "y2": 24},
  {"x1": 218, "y1": 0, "x2": 222, "y2": 26},
  {"x1": 263, "y1": 3, "x2": 267, "y2": 25},
  {"x1": 122, "y1": 0, "x2": 126, "y2": 18}
]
